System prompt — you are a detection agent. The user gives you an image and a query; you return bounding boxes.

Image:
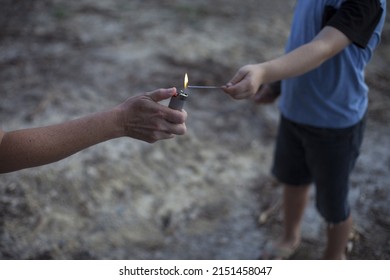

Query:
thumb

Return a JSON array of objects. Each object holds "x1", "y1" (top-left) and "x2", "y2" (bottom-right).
[{"x1": 148, "y1": 88, "x2": 177, "y2": 102}]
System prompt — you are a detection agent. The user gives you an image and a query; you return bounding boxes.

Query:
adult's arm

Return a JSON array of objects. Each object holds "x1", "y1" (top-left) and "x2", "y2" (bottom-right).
[{"x1": 0, "y1": 88, "x2": 187, "y2": 173}]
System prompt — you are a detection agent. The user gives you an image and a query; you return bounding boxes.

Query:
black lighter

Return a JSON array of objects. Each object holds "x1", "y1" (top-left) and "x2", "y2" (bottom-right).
[
  {"x1": 168, "y1": 73, "x2": 189, "y2": 111},
  {"x1": 168, "y1": 90, "x2": 188, "y2": 111}
]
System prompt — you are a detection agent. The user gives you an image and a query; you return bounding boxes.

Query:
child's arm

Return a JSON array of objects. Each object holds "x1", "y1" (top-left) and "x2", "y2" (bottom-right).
[
  {"x1": 223, "y1": 26, "x2": 351, "y2": 99},
  {"x1": 0, "y1": 88, "x2": 187, "y2": 173}
]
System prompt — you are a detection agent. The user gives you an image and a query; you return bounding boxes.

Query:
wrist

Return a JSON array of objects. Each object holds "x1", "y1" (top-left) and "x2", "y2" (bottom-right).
[
  {"x1": 255, "y1": 63, "x2": 267, "y2": 81},
  {"x1": 109, "y1": 106, "x2": 127, "y2": 139},
  {"x1": 251, "y1": 64, "x2": 266, "y2": 94}
]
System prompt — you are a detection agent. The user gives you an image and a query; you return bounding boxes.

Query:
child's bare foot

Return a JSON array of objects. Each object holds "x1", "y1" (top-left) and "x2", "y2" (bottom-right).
[{"x1": 259, "y1": 239, "x2": 301, "y2": 260}]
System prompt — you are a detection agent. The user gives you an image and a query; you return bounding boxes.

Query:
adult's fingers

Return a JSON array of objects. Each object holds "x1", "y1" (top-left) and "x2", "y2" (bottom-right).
[
  {"x1": 147, "y1": 88, "x2": 177, "y2": 103},
  {"x1": 145, "y1": 131, "x2": 175, "y2": 143},
  {"x1": 165, "y1": 121, "x2": 187, "y2": 136},
  {"x1": 146, "y1": 121, "x2": 186, "y2": 143},
  {"x1": 164, "y1": 108, "x2": 187, "y2": 124}
]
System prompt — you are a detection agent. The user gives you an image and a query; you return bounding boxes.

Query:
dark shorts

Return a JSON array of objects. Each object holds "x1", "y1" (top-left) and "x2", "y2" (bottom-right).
[{"x1": 272, "y1": 114, "x2": 366, "y2": 223}]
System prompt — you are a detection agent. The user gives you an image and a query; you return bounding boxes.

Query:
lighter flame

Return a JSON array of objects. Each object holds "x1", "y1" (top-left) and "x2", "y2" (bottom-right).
[{"x1": 184, "y1": 73, "x2": 188, "y2": 89}]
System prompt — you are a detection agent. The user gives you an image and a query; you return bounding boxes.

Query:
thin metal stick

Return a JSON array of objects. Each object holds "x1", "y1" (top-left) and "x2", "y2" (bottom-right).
[{"x1": 187, "y1": 85, "x2": 222, "y2": 89}]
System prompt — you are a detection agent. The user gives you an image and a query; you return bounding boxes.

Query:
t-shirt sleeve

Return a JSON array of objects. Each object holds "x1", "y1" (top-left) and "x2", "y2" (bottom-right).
[{"x1": 325, "y1": 0, "x2": 384, "y2": 48}]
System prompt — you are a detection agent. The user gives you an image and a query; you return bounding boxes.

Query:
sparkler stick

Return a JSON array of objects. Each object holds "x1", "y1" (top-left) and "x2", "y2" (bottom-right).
[{"x1": 187, "y1": 85, "x2": 222, "y2": 89}]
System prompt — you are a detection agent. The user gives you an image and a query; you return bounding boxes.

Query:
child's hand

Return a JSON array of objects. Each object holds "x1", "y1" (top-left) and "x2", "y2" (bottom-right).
[
  {"x1": 222, "y1": 64, "x2": 263, "y2": 99},
  {"x1": 252, "y1": 82, "x2": 281, "y2": 104}
]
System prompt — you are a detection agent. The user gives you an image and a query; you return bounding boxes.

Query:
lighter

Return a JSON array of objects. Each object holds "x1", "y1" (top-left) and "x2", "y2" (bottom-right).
[
  {"x1": 168, "y1": 73, "x2": 189, "y2": 111},
  {"x1": 168, "y1": 90, "x2": 188, "y2": 111}
]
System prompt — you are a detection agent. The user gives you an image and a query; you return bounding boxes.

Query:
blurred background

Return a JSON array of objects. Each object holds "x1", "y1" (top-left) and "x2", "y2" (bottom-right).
[{"x1": 0, "y1": 0, "x2": 389, "y2": 259}]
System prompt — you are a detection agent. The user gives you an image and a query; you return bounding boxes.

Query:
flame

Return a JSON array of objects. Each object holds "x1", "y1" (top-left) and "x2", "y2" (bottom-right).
[{"x1": 184, "y1": 73, "x2": 188, "y2": 89}]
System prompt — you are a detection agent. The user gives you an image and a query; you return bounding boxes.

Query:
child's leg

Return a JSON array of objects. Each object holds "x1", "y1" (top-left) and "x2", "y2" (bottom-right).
[
  {"x1": 265, "y1": 116, "x2": 313, "y2": 259},
  {"x1": 260, "y1": 184, "x2": 309, "y2": 259},
  {"x1": 310, "y1": 118, "x2": 365, "y2": 260},
  {"x1": 281, "y1": 184, "x2": 311, "y2": 248},
  {"x1": 323, "y1": 215, "x2": 352, "y2": 259}
]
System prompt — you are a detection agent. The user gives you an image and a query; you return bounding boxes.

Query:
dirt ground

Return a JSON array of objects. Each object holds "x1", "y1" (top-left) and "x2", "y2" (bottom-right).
[{"x1": 0, "y1": 0, "x2": 389, "y2": 260}]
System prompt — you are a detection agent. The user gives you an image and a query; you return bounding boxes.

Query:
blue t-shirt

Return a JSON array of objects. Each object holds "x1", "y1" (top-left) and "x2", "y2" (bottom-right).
[{"x1": 279, "y1": 0, "x2": 386, "y2": 128}]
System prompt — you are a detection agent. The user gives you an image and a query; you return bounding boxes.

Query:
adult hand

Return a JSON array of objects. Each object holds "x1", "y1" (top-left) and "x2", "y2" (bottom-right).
[{"x1": 116, "y1": 88, "x2": 187, "y2": 143}]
